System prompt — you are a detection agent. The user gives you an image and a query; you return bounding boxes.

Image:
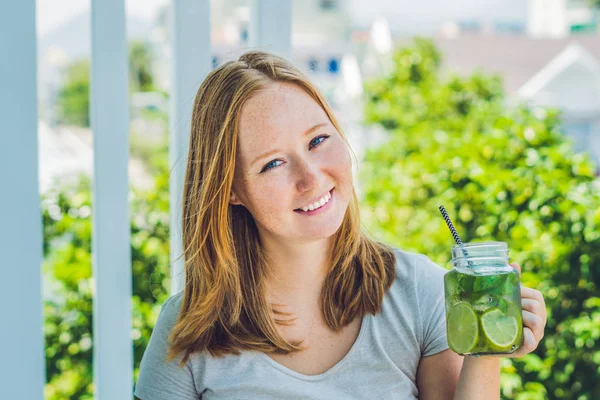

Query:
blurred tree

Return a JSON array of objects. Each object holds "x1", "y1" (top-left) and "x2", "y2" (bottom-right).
[
  {"x1": 361, "y1": 38, "x2": 600, "y2": 399},
  {"x1": 129, "y1": 40, "x2": 156, "y2": 92},
  {"x1": 56, "y1": 59, "x2": 90, "y2": 127},
  {"x1": 55, "y1": 41, "x2": 158, "y2": 127},
  {"x1": 43, "y1": 158, "x2": 171, "y2": 398}
]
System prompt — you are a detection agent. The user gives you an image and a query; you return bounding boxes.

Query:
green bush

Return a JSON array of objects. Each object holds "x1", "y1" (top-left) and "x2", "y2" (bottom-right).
[
  {"x1": 43, "y1": 166, "x2": 171, "y2": 399},
  {"x1": 56, "y1": 60, "x2": 90, "y2": 127},
  {"x1": 360, "y1": 38, "x2": 600, "y2": 399}
]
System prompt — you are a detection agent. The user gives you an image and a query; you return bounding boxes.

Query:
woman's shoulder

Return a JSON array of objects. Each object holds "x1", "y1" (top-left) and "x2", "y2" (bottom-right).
[
  {"x1": 135, "y1": 291, "x2": 205, "y2": 400},
  {"x1": 381, "y1": 248, "x2": 449, "y2": 359},
  {"x1": 161, "y1": 290, "x2": 184, "y2": 314},
  {"x1": 165, "y1": 290, "x2": 185, "y2": 308},
  {"x1": 389, "y1": 247, "x2": 448, "y2": 289},
  {"x1": 150, "y1": 291, "x2": 185, "y2": 334}
]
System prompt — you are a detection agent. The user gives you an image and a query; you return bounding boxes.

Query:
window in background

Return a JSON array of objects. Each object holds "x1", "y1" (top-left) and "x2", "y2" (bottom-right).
[
  {"x1": 328, "y1": 58, "x2": 339, "y2": 74},
  {"x1": 320, "y1": 0, "x2": 337, "y2": 11}
]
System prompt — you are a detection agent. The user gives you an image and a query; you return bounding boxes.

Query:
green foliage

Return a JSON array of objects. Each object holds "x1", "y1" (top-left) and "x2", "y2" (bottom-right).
[
  {"x1": 129, "y1": 40, "x2": 156, "y2": 92},
  {"x1": 56, "y1": 59, "x2": 90, "y2": 127},
  {"x1": 360, "y1": 38, "x2": 600, "y2": 399},
  {"x1": 56, "y1": 41, "x2": 158, "y2": 127},
  {"x1": 43, "y1": 162, "x2": 171, "y2": 398}
]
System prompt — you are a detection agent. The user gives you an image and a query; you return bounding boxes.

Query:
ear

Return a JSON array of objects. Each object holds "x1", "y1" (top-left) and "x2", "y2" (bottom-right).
[{"x1": 229, "y1": 191, "x2": 243, "y2": 206}]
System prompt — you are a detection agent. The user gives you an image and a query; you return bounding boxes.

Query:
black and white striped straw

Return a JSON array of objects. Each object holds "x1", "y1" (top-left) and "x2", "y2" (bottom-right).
[
  {"x1": 438, "y1": 205, "x2": 463, "y2": 245},
  {"x1": 439, "y1": 205, "x2": 473, "y2": 266}
]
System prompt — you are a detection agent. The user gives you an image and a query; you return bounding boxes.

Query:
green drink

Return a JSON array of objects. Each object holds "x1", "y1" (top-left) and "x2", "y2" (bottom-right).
[{"x1": 444, "y1": 242, "x2": 523, "y2": 355}]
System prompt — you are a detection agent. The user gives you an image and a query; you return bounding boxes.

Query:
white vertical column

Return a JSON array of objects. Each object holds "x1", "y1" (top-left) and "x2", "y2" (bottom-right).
[
  {"x1": 249, "y1": 0, "x2": 292, "y2": 58},
  {"x1": 90, "y1": 1, "x2": 132, "y2": 399},
  {"x1": 170, "y1": 0, "x2": 211, "y2": 294},
  {"x1": 0, "y1": 2, "x2": 44, "y2": 399}
]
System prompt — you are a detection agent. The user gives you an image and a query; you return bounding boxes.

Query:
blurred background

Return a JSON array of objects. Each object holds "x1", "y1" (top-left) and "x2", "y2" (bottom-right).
[{"x1": 5, "y1": 0, "x2": 600, "y2": 398}]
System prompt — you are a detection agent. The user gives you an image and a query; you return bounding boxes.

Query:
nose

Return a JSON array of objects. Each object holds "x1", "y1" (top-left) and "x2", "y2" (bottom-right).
[{"x1": 294, "y1": 158, "x2": 322, "y2": 194}]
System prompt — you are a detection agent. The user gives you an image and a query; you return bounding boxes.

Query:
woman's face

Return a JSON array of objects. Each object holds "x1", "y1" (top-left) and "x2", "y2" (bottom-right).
[{"x1": 230, "y1": 82, "x2": 353, "y2": 244}]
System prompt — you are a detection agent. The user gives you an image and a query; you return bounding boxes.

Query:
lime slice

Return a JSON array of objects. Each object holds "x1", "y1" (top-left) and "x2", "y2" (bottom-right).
[
  {"x1": 505, "y1": 300, "x2": 522, "y2": 320},
  {"x1": 481, "y1": 308, "x2": 519, "y2": 351},
  {"x1": 447, "y1": 303, "x2": 479, "y2": 354}
]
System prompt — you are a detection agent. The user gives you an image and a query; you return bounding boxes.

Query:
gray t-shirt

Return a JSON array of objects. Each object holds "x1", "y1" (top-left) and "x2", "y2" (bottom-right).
[{"x1": 134, "y1": 248, "x2": 448, "y2": 400}]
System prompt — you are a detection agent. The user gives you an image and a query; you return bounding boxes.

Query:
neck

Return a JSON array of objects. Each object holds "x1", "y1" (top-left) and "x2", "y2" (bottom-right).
[{"x1": 261, "y1": 236, "x2": 334, "y2": 309}]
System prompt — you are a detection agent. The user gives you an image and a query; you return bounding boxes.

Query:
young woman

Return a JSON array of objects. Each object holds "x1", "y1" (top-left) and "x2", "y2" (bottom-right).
[{"x1": 134, "y1": 51, "x2": 546, "y2": 399}]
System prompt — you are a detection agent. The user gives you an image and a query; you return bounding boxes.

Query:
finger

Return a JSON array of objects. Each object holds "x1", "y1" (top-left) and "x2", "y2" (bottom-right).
[
  {"x1": 521, "y1": 298, "x2": 538, "y2": 313},
  {"x1": 522, "y1": 310, "x2": 545, "y2": 342},
  {"x1": 520, "y1": 286, "x2": 543, "y2": 300},
  {"x1": 521, "y1": 298, "x2": 547, "y2": 324},
  {"x1": 521, "y1": 287, "x2": 546, "y2": 313},
  {"x1": 510, "y1": 262, "x2": 521, "y2": 274},
  {"x1": 508, "y1": 327, "x2": 537, "y2": 358}
]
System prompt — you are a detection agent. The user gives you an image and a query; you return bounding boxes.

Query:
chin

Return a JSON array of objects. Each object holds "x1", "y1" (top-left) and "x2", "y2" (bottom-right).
[
  {"x1": 302, "y1": 227, "x2": 340, "y2": 240},
  {"x1": 296, "y1": 215, "x2": 346, "y2": 240}
]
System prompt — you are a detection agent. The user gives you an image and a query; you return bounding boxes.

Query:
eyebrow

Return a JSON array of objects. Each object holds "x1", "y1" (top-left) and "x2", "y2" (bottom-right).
[{"x1": 250, "y1": 122, "x2": 329, "y2": 168}]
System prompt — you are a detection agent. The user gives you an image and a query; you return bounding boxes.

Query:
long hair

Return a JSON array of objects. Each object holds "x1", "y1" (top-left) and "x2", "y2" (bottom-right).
[{"x1": 167, "y1": 50, "x2": 396, "y2": 366}]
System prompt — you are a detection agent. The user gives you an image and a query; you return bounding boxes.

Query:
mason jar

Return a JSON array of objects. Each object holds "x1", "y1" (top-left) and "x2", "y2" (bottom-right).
[{"x1": 444, "y1": 241, "x2": 523, "y2": 355}]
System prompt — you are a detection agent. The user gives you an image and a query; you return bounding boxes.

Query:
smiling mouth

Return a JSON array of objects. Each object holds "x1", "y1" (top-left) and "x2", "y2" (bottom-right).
[{"x1": 294, "y1": 188, "x2": 334, "y2": 212}]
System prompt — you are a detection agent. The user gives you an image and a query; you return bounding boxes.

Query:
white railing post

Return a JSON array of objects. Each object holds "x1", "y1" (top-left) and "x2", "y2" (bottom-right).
[
  {"x1": 0, "y1": 1, "x2": 44, "y2": 399},
  {"x1": 250, "y1": 0, "x2": 292, "y2": 58},
  {"x1": 90, "y1": 0, "x2": 133, "y2": 398},
  {"x1": 170, "y1": 0, "x2": 212, "y2": 295}
]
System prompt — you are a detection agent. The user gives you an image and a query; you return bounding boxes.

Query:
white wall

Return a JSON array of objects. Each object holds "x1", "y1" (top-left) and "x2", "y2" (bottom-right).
[
  {"x1": 528, "y1": 0, "x2": 569, "y2": 38},
  {"x1": 530, "y1": 62, "x2": 600, "y2": 115}
]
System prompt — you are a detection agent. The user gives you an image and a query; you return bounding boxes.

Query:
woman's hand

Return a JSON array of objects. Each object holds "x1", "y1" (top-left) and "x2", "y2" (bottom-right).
[{"x1": 505, "y1": 262, "x2": 547, "y2": 358}]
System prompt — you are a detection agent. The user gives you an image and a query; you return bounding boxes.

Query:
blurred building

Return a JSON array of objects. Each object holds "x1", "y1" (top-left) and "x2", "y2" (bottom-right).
[
  {"x1": 350, "y1": 0, "x2": 528, "y2": 37},
  {"x1": 37, "y1": 121, "x2": 154, "y2": 193},
  {"x1": 528, "y1": 0, "x2": 600, "y2": 37},
  {"x1": 518, "y1": 42, "x2": 600, "y2": 163},
  {"x1": 422, "y1": 34, "x2": 600, "y2": 166}
]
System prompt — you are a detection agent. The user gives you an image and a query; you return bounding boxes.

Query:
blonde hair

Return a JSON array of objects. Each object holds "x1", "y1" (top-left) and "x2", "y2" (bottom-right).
[{"x1": 167, "y1": 50, "x2": 396, "y2": 366}]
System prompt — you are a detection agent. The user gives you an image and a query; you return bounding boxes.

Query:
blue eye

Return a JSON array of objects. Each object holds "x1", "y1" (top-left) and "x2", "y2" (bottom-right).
[
  {"x1": 261, "y1": 159, "x2": 283, "y2": 172},
  {"x1": 260, "y1": 134, "x2": 331, "y2": 173},
  {"x1": 309, "y1": 134, "x2": 330, "y2": 149}
]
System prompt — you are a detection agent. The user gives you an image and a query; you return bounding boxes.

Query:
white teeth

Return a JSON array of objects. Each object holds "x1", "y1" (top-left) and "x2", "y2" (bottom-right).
[{"x1": 300, "y1": 191, "x2": 331, "y2": 212}]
